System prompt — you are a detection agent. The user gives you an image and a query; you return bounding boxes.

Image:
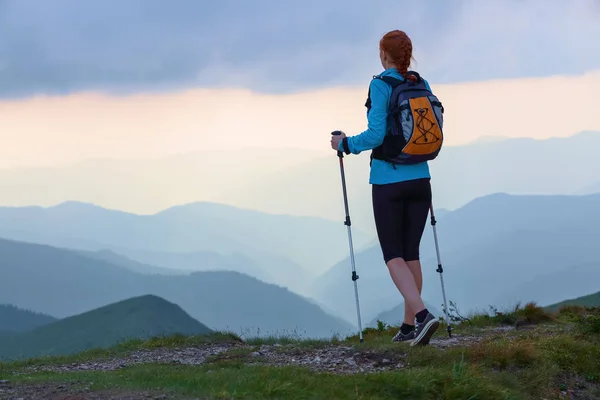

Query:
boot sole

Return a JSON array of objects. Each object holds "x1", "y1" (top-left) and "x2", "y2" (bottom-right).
[{"x1": 410, "y1": 319, "x2": 440, "y2": 347}]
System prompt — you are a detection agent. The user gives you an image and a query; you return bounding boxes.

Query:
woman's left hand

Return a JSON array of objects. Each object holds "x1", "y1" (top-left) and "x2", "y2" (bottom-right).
[{"x1": 330, "y1": 131, "x2": 346, "y2": 151}]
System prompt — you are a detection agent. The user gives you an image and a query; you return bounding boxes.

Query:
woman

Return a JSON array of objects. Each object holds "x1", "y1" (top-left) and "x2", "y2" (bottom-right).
[{"x1": 330, "y1": 30, "x2": 439, "y2": 346}]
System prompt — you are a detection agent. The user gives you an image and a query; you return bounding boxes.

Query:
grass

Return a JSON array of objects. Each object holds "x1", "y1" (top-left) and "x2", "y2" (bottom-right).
[
  {"x1": 0, "y1": 331, "x2": 240, "y2": 369},
  {"x1": 2, "y1": 363, "x2": 529, "y2": 400},
  {"x1": 1, "y1": 302, "x2": 599, "y2": 400}
]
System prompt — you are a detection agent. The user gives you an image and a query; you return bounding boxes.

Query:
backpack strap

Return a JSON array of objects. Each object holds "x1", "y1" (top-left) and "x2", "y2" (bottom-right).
[
  {"x1": 365, "y1": 75, "x2": 405, "y2": 111},
  {"x1": 364, "y1": 71, "x2": 426, "y2": 112},
  {"x1": 377, "y1": 75, "x2": 404, "y2": 88},
  {"x1": 364, "y1": 75, "x2": 377, "y2": 110},
  {"x1": 404, "y1": 71, "x2": 423, "y2": 83}
]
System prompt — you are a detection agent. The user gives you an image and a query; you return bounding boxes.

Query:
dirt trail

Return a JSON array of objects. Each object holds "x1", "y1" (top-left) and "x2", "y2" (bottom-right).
[{"x1": 0, "y1": 327, "x2": 510, "y2": 400}]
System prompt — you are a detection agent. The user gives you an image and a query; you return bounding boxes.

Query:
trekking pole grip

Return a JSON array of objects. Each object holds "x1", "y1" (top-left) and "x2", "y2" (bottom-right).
[{"x1": 331, "y1": 131, "x2": 344, "y2": 158}]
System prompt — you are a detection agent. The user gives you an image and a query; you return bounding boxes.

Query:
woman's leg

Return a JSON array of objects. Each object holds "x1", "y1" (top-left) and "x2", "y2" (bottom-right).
[
  {"x1": 372, "y1": 182, "x2": 427, "y2": 325},
  {"x1": 404, "y1": 260, "x2": 423, "y2": 325},
  {"x1": 402, "y1": 179, "x2": 439, "y2": 345},
  {"x1": 386, "y1": 257, "x2": 426, "y2": 317},
  {"x1": 373, "y1": 179, "x2": 438, "y2": 345}
]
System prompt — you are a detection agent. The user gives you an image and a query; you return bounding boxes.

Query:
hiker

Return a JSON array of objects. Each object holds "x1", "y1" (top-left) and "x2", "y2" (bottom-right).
[{"x1": 330, "y1": 30, "x2": 442, "y2": 346}]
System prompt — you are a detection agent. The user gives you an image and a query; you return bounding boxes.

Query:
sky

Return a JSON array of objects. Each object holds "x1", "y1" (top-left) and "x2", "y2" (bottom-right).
[{"x1": 1, "y1": 0, "x2": 600, "y2": 168}]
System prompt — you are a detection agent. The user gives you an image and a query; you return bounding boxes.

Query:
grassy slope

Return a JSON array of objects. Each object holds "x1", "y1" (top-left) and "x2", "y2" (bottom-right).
[
  {"x1": 546, "y1": 290, "x2": 600, "y2": 312},
  {"x1": 0, "y1": 295, "x2": 212, "y2": 361},
  {"x1": 1, "y1": 303, "x2": 599, "y2": 399}
]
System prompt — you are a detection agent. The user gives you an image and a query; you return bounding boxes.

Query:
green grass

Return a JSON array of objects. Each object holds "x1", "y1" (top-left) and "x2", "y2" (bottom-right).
[
  {"x1": 1, "y1": 332, "x2": 240, "y2": 369},
  {"x1": 1, "y1": 303, "x2": 599, "y2": 400},
  {"x1": 1, "y1": 362, "x2": 531, "y2": 400}
]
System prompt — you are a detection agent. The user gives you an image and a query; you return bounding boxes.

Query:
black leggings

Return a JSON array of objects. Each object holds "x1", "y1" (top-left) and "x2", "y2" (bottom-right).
[{"x1": 372, "y1": 178, "x2": 432, "y2": 263}]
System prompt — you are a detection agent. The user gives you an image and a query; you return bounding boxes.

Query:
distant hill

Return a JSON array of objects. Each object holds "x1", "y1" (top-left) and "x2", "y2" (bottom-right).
[
  {"x1": 110, "y1": 248, "x2": 280, "y2": 288},
  {"x1": 502, "y1": 262, "x2": 600, "y2": 311},
  {"x1": 0, "y1": 295, "x2": 212, "y2": 360},
  {"x1": 575, "y1": 180, "x2": 600, "y2": 195},
  {"x1": 0, "y1": 200, "x2": 373, "y2": 286},
  {"x1": 0, "y1": 148, "x2": 327, "y2": 215},
  {"x1": 77, "y1": 249, "x2": 187, "y2": 276},
  {"x1": 312, "y1": 192, "x2": 600, "y2": 321},
  {"x1": 546, "y1": 291, "x2": 600, "y2": 312},
  {"x1": 77, "y1": 248, "x2": 279, "y2": 286},
  {"x1": 0, "y1": 304, "x2": 57, "y2": 333},
  {"x1": 0, "y1": 237, "x2": 354, "y2": 339},
  {"x1": 1, "y1": 132, "x2": 597, "y2": 238}
]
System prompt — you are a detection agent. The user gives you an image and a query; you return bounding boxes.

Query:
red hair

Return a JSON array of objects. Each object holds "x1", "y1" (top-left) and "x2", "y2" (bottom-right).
[{"x1": 380, "y1": 30, "x2": 416, "y2": 81}]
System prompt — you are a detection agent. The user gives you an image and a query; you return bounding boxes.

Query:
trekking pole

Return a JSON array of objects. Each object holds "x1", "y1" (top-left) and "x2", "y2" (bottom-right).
[
  {"x1": 331, "y1": 131, "x2": 364, "y2": 343},
  {"x1": 429, "y1": 203, "x2": 452, "y2": 337}
]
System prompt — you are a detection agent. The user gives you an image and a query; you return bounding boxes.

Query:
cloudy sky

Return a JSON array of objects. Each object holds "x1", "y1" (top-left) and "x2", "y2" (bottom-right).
[{"x1": 1, "y1": 0, "x2": 600, "y2": 168}]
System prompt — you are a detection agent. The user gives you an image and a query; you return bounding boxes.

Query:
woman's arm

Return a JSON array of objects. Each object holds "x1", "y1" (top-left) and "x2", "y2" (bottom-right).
[{"x1": 339, "y1": 78, "x2": 390, "y2": 155}]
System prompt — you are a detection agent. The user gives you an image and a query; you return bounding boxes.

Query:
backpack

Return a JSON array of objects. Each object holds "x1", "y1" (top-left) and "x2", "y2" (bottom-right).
[{"x1": 366, "y1": 71, "x2": 444, "y2": 165}]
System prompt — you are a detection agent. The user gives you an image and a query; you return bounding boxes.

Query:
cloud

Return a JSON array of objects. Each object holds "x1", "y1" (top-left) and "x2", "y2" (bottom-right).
[
  {"x1": 0, "y1": 0, "x2": 599, "y2": 98},
  {"x1": 2, "y1": 69, "x2": 600, "y2": 170}
]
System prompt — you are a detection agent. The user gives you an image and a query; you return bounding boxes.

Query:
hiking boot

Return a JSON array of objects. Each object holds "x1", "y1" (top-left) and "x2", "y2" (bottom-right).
[
  {"x1": 392, "y1": 328, "x2": 415, "y2": 343},
  {"x1": 410, "y1": 312, "x2": 440, "y2": 347}
]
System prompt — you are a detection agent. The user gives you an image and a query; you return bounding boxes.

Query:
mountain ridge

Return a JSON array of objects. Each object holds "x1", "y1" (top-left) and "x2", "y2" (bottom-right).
[
  {"x1": 0, "y1": 294, "x2": 213, "y2": 360},
  {"x1": 0, "y1": 236, "x2": 354, "y2": 339},
  {"x1": 312, "y1": 192, "x2": 600, "y2": 322}
]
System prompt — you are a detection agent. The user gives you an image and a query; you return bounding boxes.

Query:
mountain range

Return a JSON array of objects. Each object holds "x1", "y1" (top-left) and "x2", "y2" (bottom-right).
[
  {"x1": 214, "y1": 130, "x2": 600, "y2": 231},
  {"x1": 0, "y1": 200, "x2": 373, "y2": 292},
  {"x1": 1, "y1": 131, "x2": 598, "y2": 236},
  {"x1": 2, "y1": 192, "x2": 597, "y2": 331},
  {"x1": 311, "y1": 192, "x2": 600, "y2": 324},
  {"x1": 0, "y1": 237, "x2": 354, "y2": 339}
]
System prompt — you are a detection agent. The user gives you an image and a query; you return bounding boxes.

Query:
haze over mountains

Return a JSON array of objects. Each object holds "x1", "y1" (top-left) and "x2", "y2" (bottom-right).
[
  {"x1": 223, "y1": 131, "x2": 600, "y2": 232},
  {"x1": 1, "y1": 131, "x2": 598, "y2": 234},
  {"x1": 0, "y1": 200, "x2": 373, "y2": 292},
  {"x1": 1, "y1": 189, "x2": 598, "y2": 333},
  {"x1": 0, "y1": 237, "x2": 354, "y2": 339},
  {"x1": 313, "y1": 192, "x2": 600, "y2": 324},
  {"x1": 0, "y1": 130, "x2": 598, "y2": 334}
]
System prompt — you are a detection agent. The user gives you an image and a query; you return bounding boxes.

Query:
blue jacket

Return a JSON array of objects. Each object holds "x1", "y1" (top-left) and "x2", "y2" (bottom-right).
[{"x1": 338, "y1": 68, "x2": 431, "y2": 185}]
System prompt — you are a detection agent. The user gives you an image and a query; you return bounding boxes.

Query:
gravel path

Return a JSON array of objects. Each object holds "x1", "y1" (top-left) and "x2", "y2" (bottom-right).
[
  {"x1": 21, "y1": 343, "x2": 237, "y2": 374},
  {"x1": 13, "y1": 329, "x2": 496, "y2": 376},
  {"x1": 1, "y1": 327, "x2": 517, "y2": 399}
]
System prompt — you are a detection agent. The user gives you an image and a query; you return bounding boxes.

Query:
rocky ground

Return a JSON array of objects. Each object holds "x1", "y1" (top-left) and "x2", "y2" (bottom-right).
[
  {"x1": 14, "y1": 328, "x2": 491, "y2": 376},
  {"x1": 1, "y1": 324, "x2": 595, "y2": 400},
  {"x1": 0, "y1": 330, "x2": 492, "y2": 399}
]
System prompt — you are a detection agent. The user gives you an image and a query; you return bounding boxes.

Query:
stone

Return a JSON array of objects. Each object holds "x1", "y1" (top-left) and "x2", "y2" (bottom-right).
[{"x1": 344, "y1": 357, "x2": 356, "y2": 366}]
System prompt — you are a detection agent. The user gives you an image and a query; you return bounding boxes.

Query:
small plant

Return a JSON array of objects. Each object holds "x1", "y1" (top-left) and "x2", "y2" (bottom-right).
[
  {"x1": 446, "y1": 300, "x2": 470, "y2": 323},
  {"x1": 558, "y1": 304, "x2": 586, "y2": 317},
  {"x1": 515, "y1": 302, "x2": 555, "y2": 326},
  {"x1": 452, "y1": 352, "x2": 467, "y2": 381},
  {"x1": 573, "y1": 310, "x2": 600, "y2": 336},
  {"x1": 376, "y1": 319, "x2": 388, "y2": 332}
]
